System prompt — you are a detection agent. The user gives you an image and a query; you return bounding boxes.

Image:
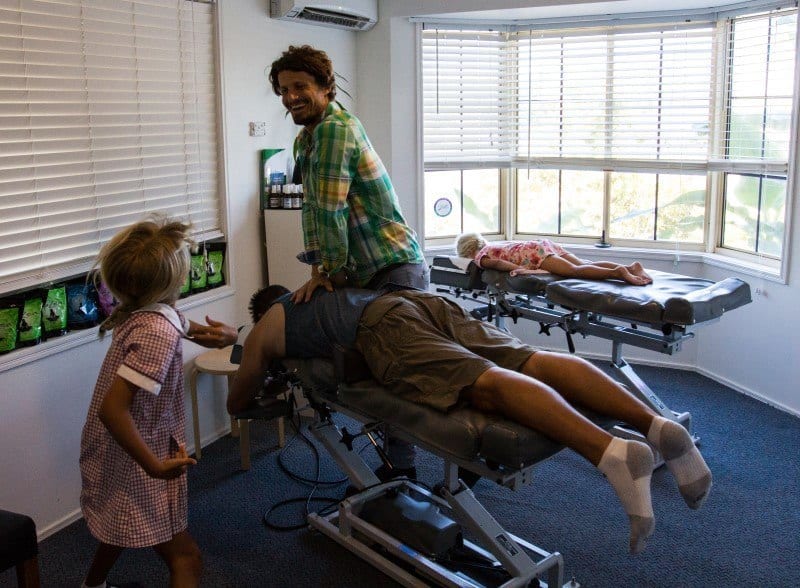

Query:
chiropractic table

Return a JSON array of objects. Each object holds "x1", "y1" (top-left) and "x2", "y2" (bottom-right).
[
  {"x1": 276, "y1": 355, "x2": 617, "y2": 588},
  {"x1": 429, "y1": 255, "x2": 752, "y2": 440},
  {"x1": 246, "y1": 262, "x2": 749, "y2": 587}
]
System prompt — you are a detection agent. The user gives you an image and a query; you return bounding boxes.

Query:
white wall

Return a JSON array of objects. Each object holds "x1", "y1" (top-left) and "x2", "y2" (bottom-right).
[
  {"x1": 1, "y1": 0, "x2": 797, "y2": 541},
  {"x1": 0, "y1": 0, "x2": 356, "y2": 538}
]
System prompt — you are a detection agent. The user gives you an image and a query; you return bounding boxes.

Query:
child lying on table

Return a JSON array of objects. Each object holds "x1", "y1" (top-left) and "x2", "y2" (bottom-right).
[{"x1": 456, "y1": 232, "x2": 652, "y2": 285}]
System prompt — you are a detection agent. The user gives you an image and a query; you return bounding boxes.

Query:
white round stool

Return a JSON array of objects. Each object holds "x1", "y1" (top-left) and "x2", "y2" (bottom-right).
[{"x1": 189, "y1": 346, "x2": 285, "y2": 470}]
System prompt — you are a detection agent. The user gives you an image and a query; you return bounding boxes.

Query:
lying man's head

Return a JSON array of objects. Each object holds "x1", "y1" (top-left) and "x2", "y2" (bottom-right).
[{"x1": 249, "y1": 285, "x2": 290, "y2": 323}]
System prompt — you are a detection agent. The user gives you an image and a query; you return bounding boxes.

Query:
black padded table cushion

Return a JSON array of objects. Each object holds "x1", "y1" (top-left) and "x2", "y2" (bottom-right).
[
  {"x1": 432, "y1": 258, "x2": 752, "y2": 327},
  {"x1": 283, "y1": 358, "x2": 615, "y2": 469},
  {"x1": 481, "y1": 268, "x2": 562, "y2": 296},
  {"x1": 544, "y1": 269, "x2": 752, "y2": 326},
  {"x1": 429, "y1": 256, "x2": 486, "y2": 291},
  {"x1": 337, "y1": 380, "x2": 611, "y2": 469}
]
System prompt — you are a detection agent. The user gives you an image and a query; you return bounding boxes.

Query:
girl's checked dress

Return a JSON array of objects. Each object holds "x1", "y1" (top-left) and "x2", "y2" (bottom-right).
[
  {"x1": 475, "y1": 239, "x2": 567, "y2": 271},
  {"x1": 80, "y1": 304, "x2": 190, "y2": 548}
]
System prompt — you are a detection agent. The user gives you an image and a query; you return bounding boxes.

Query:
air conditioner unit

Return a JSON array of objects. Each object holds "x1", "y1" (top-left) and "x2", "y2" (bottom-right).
[{"x1": 270, "y1": 0, "x2": 377, "y2": 32}]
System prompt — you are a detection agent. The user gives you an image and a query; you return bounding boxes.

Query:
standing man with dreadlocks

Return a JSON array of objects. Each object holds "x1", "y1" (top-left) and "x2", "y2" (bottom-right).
[
  {"x1": 268, "y1": 45, "x2": 428, "y2": 478},
  {"x1": 268, "y1": 45, "x2": 429, "y2": 302}
]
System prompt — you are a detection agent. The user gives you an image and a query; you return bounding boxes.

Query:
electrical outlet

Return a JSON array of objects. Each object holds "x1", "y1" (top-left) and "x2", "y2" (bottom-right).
[{"x1": 249, "y1": 121, "x2": 266, "y2": 137}]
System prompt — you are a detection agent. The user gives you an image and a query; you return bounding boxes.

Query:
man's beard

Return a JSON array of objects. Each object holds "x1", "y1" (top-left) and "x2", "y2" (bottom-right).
[{"x1": 289, "y1": 103, "x2": 321, "y2": 127}]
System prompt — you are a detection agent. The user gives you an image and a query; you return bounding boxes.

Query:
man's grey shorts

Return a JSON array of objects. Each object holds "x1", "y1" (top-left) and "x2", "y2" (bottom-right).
[{"x1": 355, "y1": 290, "x2": 536, "y2": 412}]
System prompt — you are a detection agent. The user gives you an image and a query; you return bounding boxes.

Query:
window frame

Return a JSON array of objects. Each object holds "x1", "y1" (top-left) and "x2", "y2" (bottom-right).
[{"x1": 416, "y1": 2, "x2": 798, "y2": 279}]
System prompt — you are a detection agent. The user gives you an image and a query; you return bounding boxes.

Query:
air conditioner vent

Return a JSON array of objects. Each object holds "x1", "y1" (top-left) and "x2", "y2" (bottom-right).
[
  {"x1": 296, "y1": 7, "x2": 372, "y2": 30},
  {"x1": 270, "y1": 0, "x2": 377, "y2": 32}
]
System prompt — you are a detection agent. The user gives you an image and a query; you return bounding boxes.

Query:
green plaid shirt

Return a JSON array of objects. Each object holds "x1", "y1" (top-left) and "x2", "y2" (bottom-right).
[{"x1": 294, "y1": 102, "x2": 423, "y2": 287}]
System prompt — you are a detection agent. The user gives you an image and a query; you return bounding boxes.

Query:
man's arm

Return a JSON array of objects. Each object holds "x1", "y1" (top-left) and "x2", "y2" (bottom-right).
[
  {"x1": 227, "y1": 303, "x2": 286, "y2": 415},
  {"x1": 187, "y1": 317, "x2": 238, "y2": 348},
  {"x1": 292, "y1": 262, "x2": 334, "y2": 304},
  {"x1": 293, "y1": 120, "x2": 354, "y2": 302},
  {"x1": 312, "y1": 119, "x2": 355, "y2": 276}
]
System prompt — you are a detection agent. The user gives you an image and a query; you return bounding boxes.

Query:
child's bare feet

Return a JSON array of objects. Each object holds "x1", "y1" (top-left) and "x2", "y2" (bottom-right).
[
  {"x1": 616, "y1": 267, "x2": 649, "y2": 285},
  {"x1": 628, "y1": 262, "x2": 652, "y2": 284}
]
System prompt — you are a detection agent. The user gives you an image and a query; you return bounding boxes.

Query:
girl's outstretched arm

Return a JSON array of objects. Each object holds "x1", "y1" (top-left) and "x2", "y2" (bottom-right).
[{"x1": 479, "y1": 256, "x2": 525, "y2": 272}]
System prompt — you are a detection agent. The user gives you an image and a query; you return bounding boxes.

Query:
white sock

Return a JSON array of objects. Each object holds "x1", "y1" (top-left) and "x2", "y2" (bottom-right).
[
  {"x1": 598, "y1": 437, "x2": 655, "y2": 554},
  {"x1": 647, "y1": 416, "x2": 712, "y2": 510}
]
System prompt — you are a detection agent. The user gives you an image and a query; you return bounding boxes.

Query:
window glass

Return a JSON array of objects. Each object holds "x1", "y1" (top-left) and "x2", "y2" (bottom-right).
[
  {"x1": 517, "y1": 169, "x2": 560, "y2": 234},
  {"x1": 758, "y1": 176, "x2": 786, "y2": 257},
  {"x1": 424, "y1": 169, "x2": 501, "y2": 239},
  {"x1": 424, "y1": 170, "x2": 462, "y2": 238},
  {"x1": 608, "y1": 172, "x2": 706, "y2": 242},
  {"x1": 723, "y1": 174, "x2": 785, "y2": 256},
  {"x1": 721, "y1": 10, "x2": 795, "y2": 257},
  {"x1": 421, "y1": 10, "x2": 796, "y2": 264},
  {"x1": 609, "y1": 173, "x2": 656, "y2": 239},
  {"x1": 560, "y1": 170, "x2": 604, "y2": 237},
  {"x1": 656, "y1": 174, "x2": 706, "y2": 243},
  {"x1": 462, "y1": 169, "x2": 500, "y2": 234}
]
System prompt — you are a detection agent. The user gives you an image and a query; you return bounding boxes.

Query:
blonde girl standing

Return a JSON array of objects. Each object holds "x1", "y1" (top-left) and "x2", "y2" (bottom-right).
[{"x1": 79, "y1": 217, "x2": 236, "y2": 588}]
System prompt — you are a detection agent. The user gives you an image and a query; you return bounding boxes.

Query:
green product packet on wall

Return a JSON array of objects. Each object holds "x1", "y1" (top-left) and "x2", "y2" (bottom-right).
[
  {"x1": 18, "y1": 295, "x2": 44, "y2": 346},
  {"x1": 42, "y1": 284, "x2": 68, "y2": 337},
  {"x1": 0, "y1": 304, "x2": 20, "y2": 354},
  {"x1": 190, "y1": 251, "x2": 208, "y2": 292},
  {"x1": 206, "y1": 243, "x2": 225, "y2": 288}
]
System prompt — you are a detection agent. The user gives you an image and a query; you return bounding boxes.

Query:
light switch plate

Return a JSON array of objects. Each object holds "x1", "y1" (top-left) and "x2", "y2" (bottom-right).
[{"x1": 249, "y1": 121, "x2": 266, "y2": 137}]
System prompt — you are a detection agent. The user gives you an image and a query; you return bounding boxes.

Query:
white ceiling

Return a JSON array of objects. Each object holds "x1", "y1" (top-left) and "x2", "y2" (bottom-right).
[{"x1": 422, "y1": 0, "x2": 757, "y2": 22}]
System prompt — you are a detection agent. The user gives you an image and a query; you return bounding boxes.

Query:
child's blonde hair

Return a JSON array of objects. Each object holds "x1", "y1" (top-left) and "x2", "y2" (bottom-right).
[
  {"x1": 455, "y1": 232, "x2": 487, "y2": 259},
  {"x1": 96, "y1": 216, "x2": 192, "y2": 330}
]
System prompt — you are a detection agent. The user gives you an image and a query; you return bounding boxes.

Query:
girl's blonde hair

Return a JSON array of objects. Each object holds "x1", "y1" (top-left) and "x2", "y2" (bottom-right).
[
  {"x1": 96, "y1": 216, "x2": 192, "y2": 331},
  {"x1": 455, "y1": 232, "x2": 487, "y2": 259}
]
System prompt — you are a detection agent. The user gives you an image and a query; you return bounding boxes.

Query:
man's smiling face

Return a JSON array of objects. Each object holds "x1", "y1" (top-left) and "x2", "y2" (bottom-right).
[{"x1": 277, "y1": 70, "x2": 331, "y2": 129}]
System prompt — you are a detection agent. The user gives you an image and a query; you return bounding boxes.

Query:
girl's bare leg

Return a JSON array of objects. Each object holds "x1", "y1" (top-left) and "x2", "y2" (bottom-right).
[
  {"x1": 83, "y1": 543, "x2": 124, "y2": 587},
  {"x1": 152, "y1": 531, "x2": 202, "y2": 588},
  {"x1": 542, "y1": 255, "x2": 649, "y2": 285},
  {"x1": 555, "y1": 253, "x2": 651, "y2": 284}
]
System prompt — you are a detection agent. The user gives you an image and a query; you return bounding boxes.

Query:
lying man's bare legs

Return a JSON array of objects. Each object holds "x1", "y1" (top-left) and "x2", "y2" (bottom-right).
[
  {"x1": 521, "y1": 351, "x2": 712, "y2": 509},
  {"x1": 465, "y1": 366, "x2": 655, "y2": 554},
  {"x1": 463, "y1": 350, "x2": 713, "y2": 553}
]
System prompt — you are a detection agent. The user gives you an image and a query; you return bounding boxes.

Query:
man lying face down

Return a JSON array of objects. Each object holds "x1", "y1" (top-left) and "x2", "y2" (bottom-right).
[{"x1": 228, "y1": 286, "x2": 712, "y2": 554}]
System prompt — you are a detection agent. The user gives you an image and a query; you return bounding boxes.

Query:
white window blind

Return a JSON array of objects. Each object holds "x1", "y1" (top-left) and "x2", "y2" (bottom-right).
[
  {"x1": 714, "y1": 8, "x2": 797, "y2": 175},
  {"x1": 514, "y1": 25, "x2": 713, "y2": 167},
  {"x1": 422, "y1": 22, "x2": 714, "y2": 172},
  {"x1": 421, "y1": 29, "x2": 513, "y2": 168},
  {"x1": 0, "y1": 0, "x2": 221, "y2": 296}
]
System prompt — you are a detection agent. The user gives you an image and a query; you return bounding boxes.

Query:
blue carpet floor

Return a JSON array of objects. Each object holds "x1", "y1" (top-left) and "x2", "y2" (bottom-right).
[{"x1": 3, "y1": 364, "x2": 798, "y2": 587}]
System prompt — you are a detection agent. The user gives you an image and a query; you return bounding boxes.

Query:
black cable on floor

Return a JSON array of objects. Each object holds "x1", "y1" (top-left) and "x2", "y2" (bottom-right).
[{"x1": 262, "y1": 407, "x2": 372, "y2": 531}]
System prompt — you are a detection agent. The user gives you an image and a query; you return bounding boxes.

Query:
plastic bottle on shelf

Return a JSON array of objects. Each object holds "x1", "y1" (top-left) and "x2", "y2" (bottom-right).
[
  {"x1": 268, "y1": 184, "x2": 281, "y2": 209},
  {"x1": 294, "y1": 184, "x2": 303, "y2": 209},
  {"x1": 282, "y1": 184, "x2": 292, "y2": 209},
  {"x1": 260, "y1": 148, "x2": 284, "y2": 210}
]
